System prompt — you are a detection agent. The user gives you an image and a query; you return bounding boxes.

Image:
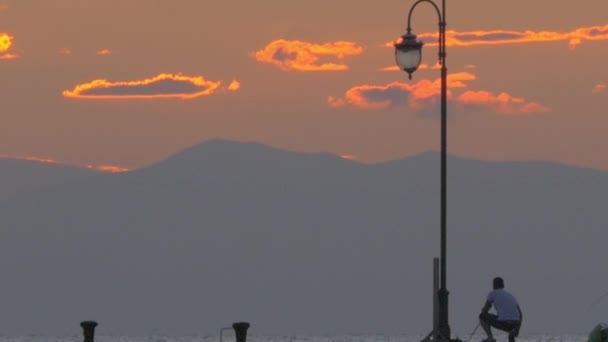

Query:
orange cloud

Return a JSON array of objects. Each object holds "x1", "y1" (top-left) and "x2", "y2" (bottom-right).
[
  {"x1": 328, "y1": 96, "x2": 346, "y2": 108},
  {"x1": 97, "y1": 49, "x2": 112, "y2": 55},
  {"x1": 518, "y1": 102, "x2": 551, "y2": 113},
  {"x1": 88, "y1": 165, "x2": 130, "y2": 173},
  {"x1": 62, "y1": 73, "x2": 234, "y2": 99},
  {"x1": 1, "y1": 32, "x2": 19, "y2": 59},
  {"x1": 592, "y1": 83, "x2": 606, "y2": 94},
  {"x1": 457, "y1": 91, "x2": 550, "y2": 114},
  {"x1": 253, "y1": 39, "x2": 364, "y2": 71},
  {"x1": 0, "y1": 33, "x2": 11, "y2": 52},
  {"x1": 228, "y1": 80, "x2": 241, "y2": 91},
  {"x1": 19, "y1": 156, "x2": 57, "y2": 164},
  {"x1": 329, "y1": 72, "x2": 549, "y2": 115},
  {"x1": 381, "y1": 66, "x2": 401, "y2": 72},
  {"x1": 387, "y1": 24, "x2": 608, "y2": 49},
  {"x1": 0, "y1": 4, "x2": 7, "y2": 12},
  {"x1": 3, "y1": 156, "x2": 130, "y2": 173},
  {"x1": 0, "y1": 52, "x2": 17, "y2": 60},
  {"x1": 329, "y1": 72, "x2": 474, "y2": 110},
  {"x1": 340, "y1": 154, "x2": 357, "y2": 161},
  {"x1": 59, "y1": 48, "x2": 72, "y2": 55}
]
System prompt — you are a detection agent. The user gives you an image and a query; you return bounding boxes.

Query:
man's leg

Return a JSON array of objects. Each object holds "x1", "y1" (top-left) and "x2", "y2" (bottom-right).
[
  {"x1": 492, "y1": 320, "x2": 519, "y2": 342},
  {"x1": 478, "y1": 313, "x2": 497, "y2": 341},
  {"x1": 496, "y1": 321, "x2": 519, "y2": 342}
]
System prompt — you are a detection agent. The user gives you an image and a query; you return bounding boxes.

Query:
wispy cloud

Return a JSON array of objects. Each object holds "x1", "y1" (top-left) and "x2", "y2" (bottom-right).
[
  {"x1": 62, "y1": 73, "x2": 238, "y2": 100},
  {"x1": 592, "y1": 83, "x2": 606, "y2": 94},
  {"x1": 97, "y1": 49, "x2": 112, "y2": 56},
  {"x1": 329, "y1": 72, "x2": 549, "y2": 115},
  {"x1": 387, "y1": 24, "x2": 608, "y2": 50},
  {"x1": 380, "y1": 66, "x2": 401, "y2": 72},
  {"x1": 0, "y1": 52, "x2": 17, "y2": 60},
  {"x1": 253, "y1": 39, "x2": 364, "y2": 71},
  {"x1": 340, "y1": 154, "x2": 357, "y2": 161},
  {"x1": 95, "y1": 165, "x2": 130, "y2": 173},
  {"x1": 1, "y1": 33, "x2": 12, "y2": 52},
  {"x1": 59, "y1": 48, "x2": 72, "y2": 55},
  {"x1": 2, "y1": 156, "x2": 130, "y2": 173},
  {"x1": 0, "y1": 32, "x2": 18, "y2": 59},
  {"x1": 227, "y1": 80, "x2": 241, "y2": 91},
  {"x1": 329, "y1": 72, "x2": 473, "y2": 110},
  {"x1": 457, "y1": 90, "x2": 550, "y2": 114}
]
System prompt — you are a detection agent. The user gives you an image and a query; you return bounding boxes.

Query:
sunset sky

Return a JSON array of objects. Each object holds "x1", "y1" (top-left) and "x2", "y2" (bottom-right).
[{"x1": 1, "y1": 0, "x2": 607, "y2": 171}]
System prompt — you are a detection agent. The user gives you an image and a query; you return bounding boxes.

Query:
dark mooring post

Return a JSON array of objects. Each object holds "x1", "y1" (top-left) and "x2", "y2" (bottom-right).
[
  {"x1": 80, "y1": 321, "x2": 98, "y2": 342},
  {"x1": 232, "y1": 322, "x2": 250, "y2": 342}
]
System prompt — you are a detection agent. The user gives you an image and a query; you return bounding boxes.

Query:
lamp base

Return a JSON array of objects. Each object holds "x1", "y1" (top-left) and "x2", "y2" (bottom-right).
[{"x1": 421, "y1": 330, "x2": 462, "y2": 342}]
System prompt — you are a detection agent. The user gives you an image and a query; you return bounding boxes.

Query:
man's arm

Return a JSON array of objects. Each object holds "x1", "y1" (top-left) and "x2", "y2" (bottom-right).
[
  {"x1": 517, "y1": 304, "x2": 523, "y2": 322},
  {"x1": 514, "y1": 304, "x2": 523, "y2": 336},
  {"x1": 481, "y1": 300, "x2": 492, "y2": 314}
]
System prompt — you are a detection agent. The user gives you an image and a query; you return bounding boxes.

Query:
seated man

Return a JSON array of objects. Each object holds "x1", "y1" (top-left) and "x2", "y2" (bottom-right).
[{"x1": 479, "y1": 277, "x2": 523, "y2": 342}]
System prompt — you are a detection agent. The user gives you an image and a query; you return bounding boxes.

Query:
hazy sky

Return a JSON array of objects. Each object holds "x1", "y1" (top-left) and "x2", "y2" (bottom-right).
[{"x1": 1, "y1": 0, "x2": 607, "y2": 171}]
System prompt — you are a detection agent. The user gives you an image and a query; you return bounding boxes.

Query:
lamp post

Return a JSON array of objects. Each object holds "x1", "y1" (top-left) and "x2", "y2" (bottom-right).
[{"x1": 394, "y1": 1, "x2": 454, "y2": 341}]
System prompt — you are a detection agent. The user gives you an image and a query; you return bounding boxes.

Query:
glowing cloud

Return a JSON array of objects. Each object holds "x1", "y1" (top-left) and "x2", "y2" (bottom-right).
[
  {"x1": 457, "y1": 91, "x2": 550, "y2": 114},
  {"x1": 340, "y1": 154, "x2": 357, "y2": 161},
  {"x1": 0, "y1": 33, "x2": 11, "y2": 52},
  {"x1": 19, "y1": 156, "x2": 56, "y2": 164},
  {"x1": 329, "y1": 72, "x2": 549, "y2": 115},
  {"x1": 592, "y1": 83, "x2": 606, "y2": 94},
  {"x1": 97, "y1": 49, "x2": 112, "y2": 55},
  {"x1": 59, "y1": 48, "x2": 72, "y2": 55},
  {"x1": 63, "y1": 73, "x2": 232, "y2": 99},
  {"x1": 89, "y1": 165, "x2": 130, "y2": 173},
  {"x1": 228, "y1": 80, "x2": 241, "y2": 91},
  {"x1": 0, "y1": 52, "x2": 17, "y2": 60},
  {"x1": 2, "y1": 156, "x2": 129, "y2": 173},
  {"x1": 381, "y1": 66, "x2": 401, "y2": 72},
  {"x1": 387, "y1": 24, "x2": 608, "y2": 49},
  {"x1": 253, "y1": 39, "x2": 364, "y2": 71},
  {"x1": 0, "y1": 32, "x2": 18, "y2": 59},
  {"x1": 329, "y1": 72, "x2": 474, "y2": 110}
]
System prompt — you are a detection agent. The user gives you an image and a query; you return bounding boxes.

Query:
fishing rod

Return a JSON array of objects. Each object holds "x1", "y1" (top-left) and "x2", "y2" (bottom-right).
[
  {"x1": 465, "y1": 322, "x2": 481, "y2": 342},
  {"x1": 587, "y1": 290, "x2": 608, "y2": 313}
]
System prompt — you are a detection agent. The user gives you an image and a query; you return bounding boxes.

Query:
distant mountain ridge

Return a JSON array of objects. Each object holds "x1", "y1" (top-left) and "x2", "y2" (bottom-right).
[
  {"x1": 0, "y1": 139, "x2": 606, "y2": 336},
  {"x1": 0, "y1": 158, "x2": 101, "y2": 202}
]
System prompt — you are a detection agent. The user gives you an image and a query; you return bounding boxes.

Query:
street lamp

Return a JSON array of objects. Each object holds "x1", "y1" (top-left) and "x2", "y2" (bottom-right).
[
  {"x1": 394, "y1": 1, "x2": 456, "y2": 341},
  {"x1": 394, "y1": 32, "x2": 424, "y2": 80}
]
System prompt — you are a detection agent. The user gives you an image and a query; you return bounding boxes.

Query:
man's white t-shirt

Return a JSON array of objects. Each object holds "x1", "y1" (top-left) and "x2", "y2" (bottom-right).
[{"x1": 487, "y1": 289, "x2": 521, "y2": 321}]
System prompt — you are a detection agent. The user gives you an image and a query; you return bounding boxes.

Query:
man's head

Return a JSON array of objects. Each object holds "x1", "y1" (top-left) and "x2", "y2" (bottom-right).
[{"x1": 493, "y1": 277, "x2": 504, "y2": 289}]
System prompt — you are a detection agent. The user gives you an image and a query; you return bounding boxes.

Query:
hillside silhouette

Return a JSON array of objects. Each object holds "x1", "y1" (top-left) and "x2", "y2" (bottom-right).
[
  {"x1": 0, "y1": 158, "x2": 100, "y2": 202},
  {"x1": 0, "y1": 139, "x2": 606, "y2": 336}
]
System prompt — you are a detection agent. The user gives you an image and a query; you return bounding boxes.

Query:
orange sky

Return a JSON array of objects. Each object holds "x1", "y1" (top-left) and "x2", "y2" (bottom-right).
[{"x1": 0, "y1": 0, "x2": 607, "y2": 170}]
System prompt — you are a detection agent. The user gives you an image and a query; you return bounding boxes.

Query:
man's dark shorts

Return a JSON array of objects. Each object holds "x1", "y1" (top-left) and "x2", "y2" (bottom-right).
[{"x1": 479, "y1": 313, "x2": 520, "y2": 336}]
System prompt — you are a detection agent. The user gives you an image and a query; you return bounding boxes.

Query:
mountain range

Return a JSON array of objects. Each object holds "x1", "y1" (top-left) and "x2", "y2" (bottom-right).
[{"x1": 0, "y1": 139, "x2": 606, "y2": 336}]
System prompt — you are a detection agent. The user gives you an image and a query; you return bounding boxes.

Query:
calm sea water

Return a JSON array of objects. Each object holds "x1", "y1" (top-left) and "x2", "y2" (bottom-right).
[{"x1": 0, "y1": 335, "x2": 590, "y2": 342}]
